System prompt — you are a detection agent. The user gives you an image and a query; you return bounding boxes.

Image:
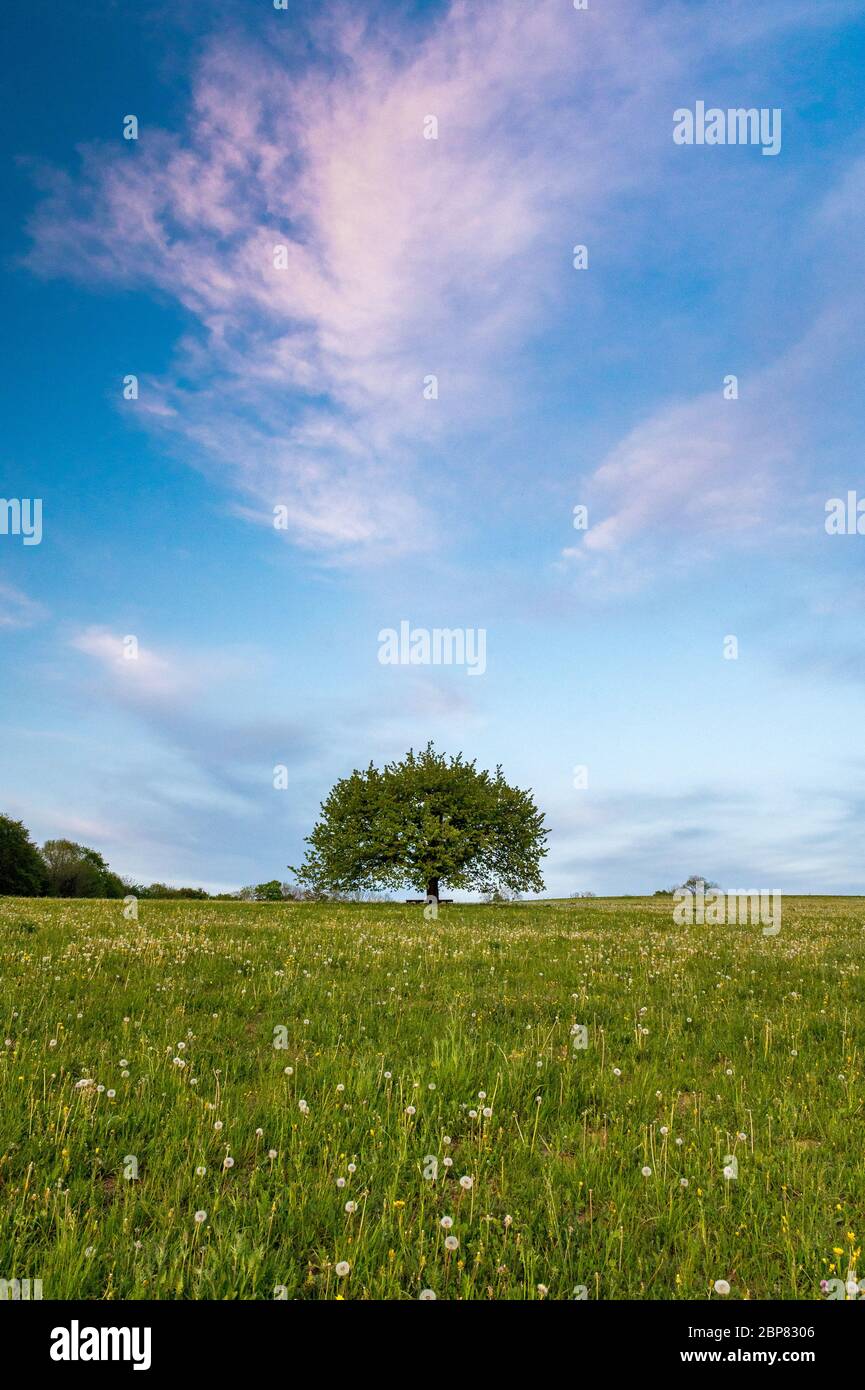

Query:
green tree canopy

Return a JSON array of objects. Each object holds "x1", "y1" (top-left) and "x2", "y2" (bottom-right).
[
  {"x1": 291, "y1": 744, "x2": 549, "y2": 900},
  {"x1": 41, "y1": 840, "x2": 124, "y2": 898},
  {"x1": 0, "y1": 814, "x2": 49, "y2": 896}
]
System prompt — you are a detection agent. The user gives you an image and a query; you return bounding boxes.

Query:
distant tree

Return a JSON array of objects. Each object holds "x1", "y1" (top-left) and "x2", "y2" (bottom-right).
[
  {"x1": 41, "y1": 840, "x2": 123, "y2": 898},
  {"x1": 570, "y1": 890, "x2": 597, "y2": 899},
  {"x1": 291, "y1": 743, "x2": 548, "y2": 902},
  {"x1": 253, "y1": 879, "x2": 285, "y2": 902},
  {"x1": 678, "y1": 875, "x2": 720, "y2": 894},
  {"x1": 0, "y1": 814, "x2": 48, "y2": 896},
  {"x1": 137, "y1": 883, "x2": 210, "y2": 900}
]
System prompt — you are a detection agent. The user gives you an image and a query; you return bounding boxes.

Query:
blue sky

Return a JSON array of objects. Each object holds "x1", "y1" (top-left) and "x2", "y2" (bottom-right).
[{"x1": 2, "y1": 0, "x2": 865, "y2": 895}]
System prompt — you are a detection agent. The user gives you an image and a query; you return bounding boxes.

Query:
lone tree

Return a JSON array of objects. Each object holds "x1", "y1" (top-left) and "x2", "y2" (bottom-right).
[
  {"x1": 0, "y1": 814, "x2": 48, "y2": 896},
  {"x1": 291, "y1": 743, "x2": 548, "y2": 902}
]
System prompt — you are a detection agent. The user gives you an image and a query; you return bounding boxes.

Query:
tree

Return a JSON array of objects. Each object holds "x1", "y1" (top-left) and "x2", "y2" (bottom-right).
[
  {"x1": 291, "y1": 743, "x2": 548, "y2": 901},
  {"x1": 0, "y1": 814, "x2": 48, "y2": 896},
  {"x1": 678, "y1": 874, "x2": 720, "y2": 895},
  {"x1": 41, "y1": 840, "x2": 123, "y2": 898},
  {"x1": 253, "y1": 880, "x2": 285, "y2": 902}
]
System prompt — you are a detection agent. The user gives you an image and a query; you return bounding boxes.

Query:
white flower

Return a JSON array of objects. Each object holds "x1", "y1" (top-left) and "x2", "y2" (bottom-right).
[
  {"x1": 440, "y1": 1216, "x2": 453, "y2": 1230},
  {"x1": 659, "y1": 1126, "x2": 668, "y2": 1135},
  {"x1": 384, "y1": 1071, "x2": 392, "y2": 1080},
  {"x1": 459, "y1": 1175, "x2": 473, "y2": 1190},
  {"x1": 478, "y1": 1091, "x2": 486, "y2": 1100},
  {"x1": 336, "y1": 1177, "x2": 346, "y2": 1188},
  {"x1": 503, "y1": 1214, "x2": 513, "y2": 1228},
  {"x1": 194, "y1": 1210, "x2": 207, "y2": 1223},
  {"x1": 214, "y1": 1120, "x2": 223, "y2": 1131},
  {"x1": 443, "y1": 1156, "x2": 453, "y2": 1167},
  {"x1": 106, "y1": 1089, "x2": 116, "y2": 1099},
  {"x1": 405, "y1": 1105, "x2": 416, "y2": 1116},
  {"x1": 283, "y1": 1066, "x2": 293, "y2": 1076},
  {"x1": 537, "y1": 1284, "x2": 549, "y2": 1297},
  {"x1": 74, "y1": 1078, "x2": 94, "y2": 1089},
  {"x1": 347, "y1": 1163, "x2": 356, "y2": 1174},
  {"x1": 468, "y1": 1109, "x2": 477, "y2": 1119},
  {"x1": 336, "y1": 1083, "x2": 345, "y2": 1092},
  {"x1": 482, "y1": 1107, "x2": 492, "y2": 1119},
  {"x1": 641, "y1": 1166, "x2": 652, "y2": 1177},
  {"x1": 444, "y1": 1235, "x2": 459, "y2": 1251},
  {"x1": 344, "y1": 1201, "x2": 357, "y2": 1214},
  {"x1": 119, "y1": 1059, "x2": 129, "y2": 1068},
  {"x1": 443, "y1": 1136, "x2": 452, "y2": 1146},
  {"x1": 713, "y1": 1279, "x2": 731, "y2": 1296},
  {"x1": 255, "y1": 1128, "x2": 264, "y2": 1137},
  {"x1": 612, "y1": 1067, "x2": 622, "y2": 1077},
  {"x1": 419, "y1": 1288, "x2": 436, "y2": 1300},
  {"x1": 173, "y1": 1057, "x2": 185, "y2": 1068},
  {"x1": 268, "y1": 1149, "x2": 277, "y2": 1160},
  {"x1": 680, "y1": 1178, "x2": 689, "y2": 1187},
  {"x1": 335, "y1": 1261, "x2": 350, "y2": 1277},
  {"x1": 299, "y1": 1100, "x2": 309, "y2": 1115},
  {"x1": 223, "y1": 1156, "x2": 235, "y2": 1169},
  {"x1": 196, "y1": 1166, "x2": 206, "y2": 1176}
]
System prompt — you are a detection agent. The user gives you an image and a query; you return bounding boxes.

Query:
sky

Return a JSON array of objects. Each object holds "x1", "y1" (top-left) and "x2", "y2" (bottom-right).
[{"x1": 2, "y1": 0, "x2": 865, "y2": 896}]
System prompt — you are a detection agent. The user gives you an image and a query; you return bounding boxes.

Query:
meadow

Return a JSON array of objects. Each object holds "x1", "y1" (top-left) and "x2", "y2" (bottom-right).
[{"x1": 0, "y1": 894, "x2": 863, "y2": 1301}]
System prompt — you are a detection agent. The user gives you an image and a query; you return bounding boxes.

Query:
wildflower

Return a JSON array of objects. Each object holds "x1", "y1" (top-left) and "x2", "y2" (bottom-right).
[
  {"x1": 347, "y1": 1163, "x2": 356, "y2": 1174},
  {"x1": 405, "y1": 1105, "x2": 416, "y2": 1116},
  {"x1": 440, "y1": 1216, "x2": 454, "y2": 1230},
  {"x1": 459, "y1": 1175, "x2": 473, "y2": 1190},
  {"x1": 299, "y1": 1100, "x2": 309, "y2": 1115},
  {"x1": 336, "y1": 1083, "x2": 345, "y2": 1092},
  {"x1": 482, "y1": 1107, "x2": 492, "y2": 1119},
  {"x1": 214, "y1": 1121, "x2": 223, "y2": 1131},
  {"x1": 194, "y1": 1210, "x2": 207, "y2": 1223},
  {"x1": 283, "y1": 1066, "x2": 293, "y2": 1076},
  {"x1": 537, "y1": 1284, "x2": 549, "y2": 1297},
  {"x1": 335, "y1": 1261, "x2": 350, "y2": 1277},
  {"x1": 255, "y1": 1127, "x2": 263, "y2": 1137},
  {"x1": 119, "y1": 1059, "x2": 129, "y2": 1068},
  {"x1": 713, "y1": 1279, "x2": 731, "y2": 1296},
  {"x1": 344, "y1": 1201, "x2": 357, "y2": 1214},
  {"x1": 223, "y1": 1156, "x2": 235, "y2": 1170},
  {"x1": 443, "y1": 1136, "x2": 452, "y2": 1146},
  {"x1": 336, "y1": 1177, "x2": 346, "y2": 1188},
  {"x1": 268, "y1": 1149, "x2": 277, "y2": 1160},
  {"x1": 612, "y1": 1067, "x2": 622, "y2": 1077},
  {"x1": 443, "y1": 1156, "x2": 453, "y2": 1167},
  {"x1": 196, "y1": 1166, "x2": 206, "y2": 1176},
  {"x1": 503, "y1": 1215, "x2": 513, "y2": 1228},
  {"x1": 680, "y1": 1178, "x2": 689, "y2": 1187},
  {"x1": 107, "y1": 1090, "x2": 116, "y2": 1099},
  {"x1": 444, "y1": 1236, "x2": 459, "y2": 1251},
  {"x1": 659, "y1": 1126, "x2": 668, "y2": 1135},
  {"x1": 641, "y1": 1166, "x2": 652, "y2": 1177},
  {"x1": 419, "y1": 1289, "x2": 437, "y2": 1300},
  {"x1": 478, "y1": 1091, "x2": 486, "y2": 1100}
]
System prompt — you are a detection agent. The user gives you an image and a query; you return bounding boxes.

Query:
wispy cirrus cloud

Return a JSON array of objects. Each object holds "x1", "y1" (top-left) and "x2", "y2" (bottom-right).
[
  {"x1": 0, "y1": 579, "x2": 47, "y2": 629},
  {"x1": 23, "y1": 0, "x2": 788, "y2": 562}
]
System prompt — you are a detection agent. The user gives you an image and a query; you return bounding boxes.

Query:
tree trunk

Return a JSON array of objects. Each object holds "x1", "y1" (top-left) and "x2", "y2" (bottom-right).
[{"x1": 426, "y1": 876, "x2": 439, "y2": 901}]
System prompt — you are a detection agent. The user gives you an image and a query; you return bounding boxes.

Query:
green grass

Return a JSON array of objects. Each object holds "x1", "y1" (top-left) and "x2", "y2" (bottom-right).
[{"x1": 0, "y1": 895, "x2": 863, "y2": 1300}]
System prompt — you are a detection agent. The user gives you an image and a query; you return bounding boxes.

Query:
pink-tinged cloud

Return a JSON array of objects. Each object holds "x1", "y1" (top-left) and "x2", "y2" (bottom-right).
[{"x1": 24, "y1": 0, "x2": 860, "y2": 562}]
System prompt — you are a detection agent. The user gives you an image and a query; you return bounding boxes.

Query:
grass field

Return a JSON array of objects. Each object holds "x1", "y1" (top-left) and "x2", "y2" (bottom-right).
[{"x1": 0, "y1": 894, "x2": 863, "y2": 1301}]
